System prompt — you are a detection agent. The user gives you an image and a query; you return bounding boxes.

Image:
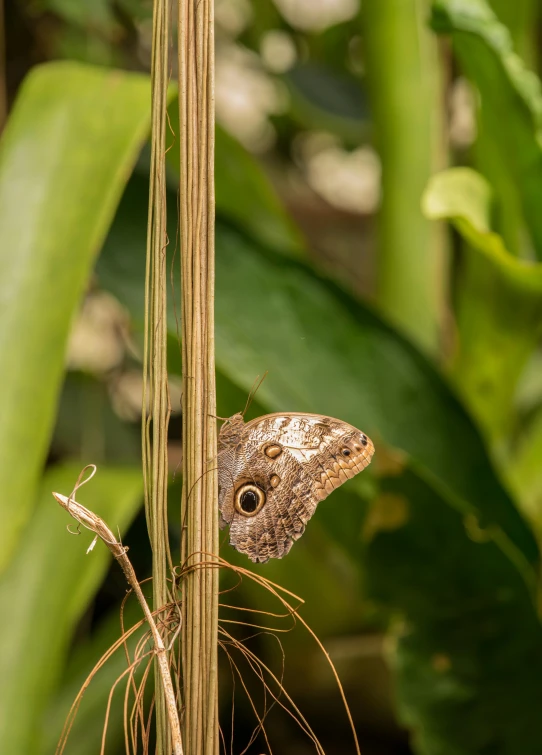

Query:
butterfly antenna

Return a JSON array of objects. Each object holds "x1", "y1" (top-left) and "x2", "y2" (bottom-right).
[{"x1": 242, "y1": 371, "x2": 268, "y2": 418}]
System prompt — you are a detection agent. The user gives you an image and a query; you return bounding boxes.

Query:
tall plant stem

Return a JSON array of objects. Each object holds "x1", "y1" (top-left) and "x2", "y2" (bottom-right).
[
  {"x1": 143, "y1": 0, "x2": 172, "y2": 752},
  {"x1": 363, "y1": 0, "x2": 446, "y2": 354},
  {"x1": 178, "y1": 2, "x2": 219, "y2": 754}
]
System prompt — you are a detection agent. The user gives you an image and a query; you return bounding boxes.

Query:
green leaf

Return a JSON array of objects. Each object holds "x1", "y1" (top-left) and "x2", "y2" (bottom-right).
[
  {"x1": 364, "y1": 465, "x2": 542, "y2": 755},
  {"x1": 97, "y1": 174, "x2": 539, "y2": 572},
  {"x1": 53, "y1": 372, "x2": 141, "y2": 464},
  {"x1": 44, "y1": 0, "x2": 116, "y2": 31},
  {"x1": 423, "y1": 168, "x2": 542, "y2": 440},
  {"x1": 431, "y1": 0, "x2": 542, "y2": 259},
  {"x1": 422, "y1": 168, "x2": 539, "y2": 283},
  {"x1": 286, "y1": 63, "x2": 369, "y2": 143},
  {"x1": 215, "y1": 126, "x2": 305, "y2": 256},
  {"x1": 0, "y1": 464, "x2": 143, "y2": 754},
  {"x1": 0, "y1": 61, "x2": 152, "y2": 572},
  {"x1": 42, "y1": 600, "x2": 149, "y2": 755}
]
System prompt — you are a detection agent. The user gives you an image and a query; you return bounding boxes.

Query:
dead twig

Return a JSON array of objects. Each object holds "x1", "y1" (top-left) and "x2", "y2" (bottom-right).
[{"x1": 52, "y1": 464, "x2": 184, "y2": 755}]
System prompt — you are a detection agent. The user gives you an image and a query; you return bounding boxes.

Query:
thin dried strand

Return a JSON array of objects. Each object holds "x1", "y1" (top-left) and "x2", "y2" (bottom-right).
[
  {"x1": 103, "y1": 654, "x2": 153, "y2": 755},
  {"x1": 220, "y1": 628, "x2": 325, "y2": 755},
  {"x1": 55, "y1": 623, "x2": 146, "y2": 755},
  {"x1": 180, "y1": 555, "x2": 361, "y2": 755},
  {"x1": 222, "y1": 644, "x2": 274, "y2": 755},
  {"x1": 120, "y1": 591, "x2": 148, "y2": 752}
]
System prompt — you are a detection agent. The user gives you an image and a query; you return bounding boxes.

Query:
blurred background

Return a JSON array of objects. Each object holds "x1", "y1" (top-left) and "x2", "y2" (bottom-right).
[{"x1": 2, "y1": 0, "x2": 542, "y2": 753}]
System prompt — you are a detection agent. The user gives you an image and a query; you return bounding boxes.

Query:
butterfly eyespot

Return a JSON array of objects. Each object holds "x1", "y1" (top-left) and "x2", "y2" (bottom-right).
[
  {"x1": 270, "y1": 474, "x2": 281, "y2": 488},
  {"x1": 341, "y1": 448, "x2": 351, "y2": 457},
  {"x1": 263, "y1": 443, "x2": 283, "y2": 459},
  {"x1": 235, "y1": 483, "x2": 266, "y2": 517},
  {"x1": 361, "y1": 435, "x2": 368, "y2": 446}
]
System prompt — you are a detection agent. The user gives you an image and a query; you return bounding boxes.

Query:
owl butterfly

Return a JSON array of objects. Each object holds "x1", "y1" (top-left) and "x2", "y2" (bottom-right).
[{"x1": 218, "y1": 412, "x2": 374, "y2": 563}]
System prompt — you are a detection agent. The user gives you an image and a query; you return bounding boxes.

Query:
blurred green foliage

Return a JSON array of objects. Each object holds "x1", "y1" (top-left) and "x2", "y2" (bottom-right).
[{"x1": 2, "y1": 1, "x2": 542, "y2": 754}]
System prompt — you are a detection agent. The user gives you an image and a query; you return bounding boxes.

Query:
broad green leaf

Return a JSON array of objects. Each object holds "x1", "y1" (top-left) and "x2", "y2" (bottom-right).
[
  {"x1": 423, "y1": 168, "x2": 542, "y2": 440},
  {"x1": 43, "y1": 600, "x2": 148, "y2": 755},
  {"x1": 431, "y1": 0, "x2": 542, "y2": 259},
  {"x1": 0, "y1": 61, "x2": 152, "y2": 573},
  {"x1": 53, "y1": 372, "x2": 141, "y2": 464},
  {"x1": 286, "y1": 64, "x2": 369, "y2": 143},
  {"x1": 422, "y1": 169, "x2": 542, "y2": 285},
  {"x1": 215, "y1": 126, "x2": 305, "y2": 256},
  {"x1": 97, "y1": 174, "x2": 539, "y2": 573},
  {"x1": 365, "y1": 465, "x2": 542, "y2": 755},
  {"x1": 45, "y1": 0, "x2": 115, "y2": 31},
  {"x1": 0, "y1": 464, "x2": 143, "y2": 754}
]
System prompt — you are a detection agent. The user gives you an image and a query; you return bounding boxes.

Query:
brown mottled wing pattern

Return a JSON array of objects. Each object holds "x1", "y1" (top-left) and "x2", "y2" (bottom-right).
[{"x1": 218, "y1": 413, "x2": 374, "y2": 563}]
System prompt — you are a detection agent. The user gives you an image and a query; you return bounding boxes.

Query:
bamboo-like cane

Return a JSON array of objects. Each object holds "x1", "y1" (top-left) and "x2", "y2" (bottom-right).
[{"x1": 178, "y1": 1, "x2": 219, "y2": 753}]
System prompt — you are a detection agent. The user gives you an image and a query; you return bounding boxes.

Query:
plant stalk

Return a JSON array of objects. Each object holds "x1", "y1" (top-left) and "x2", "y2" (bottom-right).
[
  {"x1": 178, "y1": 1, "x2": 219, "y2": 754},
  {"x1": 362, "y1": 0, "x2": 446, "y2": 354}
]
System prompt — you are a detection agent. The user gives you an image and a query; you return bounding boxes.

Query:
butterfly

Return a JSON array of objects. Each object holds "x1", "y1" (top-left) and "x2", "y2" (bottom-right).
[{"x1": 218, "y1": 412, "x2": 374, "y2": 563}]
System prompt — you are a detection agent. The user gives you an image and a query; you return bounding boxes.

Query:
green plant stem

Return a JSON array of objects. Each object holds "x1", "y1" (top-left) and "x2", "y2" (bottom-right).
[
  {"x1": 178, "y1": 2, "x2": 219, "y2": 754},
  {"x1": 362, "y1": 0, "x2": 446, "y2": 354}
]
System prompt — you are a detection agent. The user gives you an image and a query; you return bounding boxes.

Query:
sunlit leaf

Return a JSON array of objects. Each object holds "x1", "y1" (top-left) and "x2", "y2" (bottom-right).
[
  {"x1": 432, "y1": 0, "x2": 542, "y2": 258},
  {"x1": 0, "y1": 62, "x2": 152, "y2": 572},
  {"x1": 423, "y1": 167, "x2": 542, "y2": 440},
  {"x1": 42, "y1": 600, "x2": 148, "y2": 755},
  {"x1": 0, "y1": 464, "x2": 143, "y2": 754}
]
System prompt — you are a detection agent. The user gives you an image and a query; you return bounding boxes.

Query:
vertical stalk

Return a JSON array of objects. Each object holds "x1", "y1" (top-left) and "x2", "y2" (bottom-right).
[
  {"x1": 178, "y1": 2, "x2": 218, "y2": 754},
  {"x1": 362, "y1": 0, "x2": 446, "y2": 354},
  {"x1": 143, "y1": 0, "x2": 172, "y2": 752}
]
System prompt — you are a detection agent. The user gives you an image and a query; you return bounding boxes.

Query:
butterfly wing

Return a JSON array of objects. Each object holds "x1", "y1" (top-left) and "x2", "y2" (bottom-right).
[{"x1": 218, "y1": 413, "x2": 374, "y2": 563}]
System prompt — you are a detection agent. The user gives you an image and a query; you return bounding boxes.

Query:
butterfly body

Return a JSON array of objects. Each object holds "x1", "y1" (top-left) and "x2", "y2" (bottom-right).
[{"x1": 218, "y1": 412, "x2": 374, "y2": 563}]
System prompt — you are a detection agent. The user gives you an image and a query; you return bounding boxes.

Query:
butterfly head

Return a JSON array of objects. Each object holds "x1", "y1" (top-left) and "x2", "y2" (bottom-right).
[{"x1": 218, "y1": 412, "x2": 245, "y2": 448}]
